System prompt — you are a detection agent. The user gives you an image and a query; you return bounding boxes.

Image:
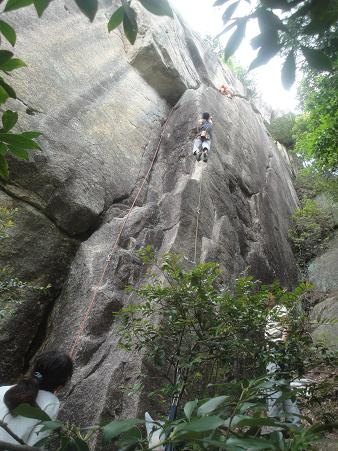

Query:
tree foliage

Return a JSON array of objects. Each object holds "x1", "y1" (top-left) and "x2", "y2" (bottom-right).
[
  {"x1": 0, "y1": 207, "x2": 50, "y2": 320},
  {"x1": 216, "y1": 0, "x2": 337, "y2": 88},
  {"x1": 292, "y1": 71, "x2": 338, "y2": 172},
  {"x1": 0, "y1": 38, "x2": 41, "y2": 179},
  {"x1": 289, "y1": 198, "x2": 334, "y2": 267},
  {"x1": 9, "y1": 376, "x2": 336, "y2": 451},
  {"x1": 117, "y1": 249, "x2": 312, "y2": 403},
  {"x1": 3, "y1": 251, "x2": 337, "y2": 450},
  {"x1": 267, "y1": 113, "x2": 296, "y2": 148},
  {"x1": 295, "y1": 166, "x2": 338, "y2": 203}
]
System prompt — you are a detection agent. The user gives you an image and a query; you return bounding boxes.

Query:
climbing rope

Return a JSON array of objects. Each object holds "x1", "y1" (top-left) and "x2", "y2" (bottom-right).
[
  {"x1": 193, "y1": 166, "x2": 204, "y2": 264},
  {"x1": 69, "y1": 105, "x2": 176, "y2": 360}
]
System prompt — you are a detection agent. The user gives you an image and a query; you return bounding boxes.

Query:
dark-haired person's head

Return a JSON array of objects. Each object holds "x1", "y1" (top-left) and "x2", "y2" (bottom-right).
[
  {"x1": 4, "y1": 351, "x2": 73, "y2": 414},
  {"x1": 34, "y1": 351, "x2": 73, "y2": 392},
  {"x1": 202, "y1": 112, "x2": 210, "y2": 120}
]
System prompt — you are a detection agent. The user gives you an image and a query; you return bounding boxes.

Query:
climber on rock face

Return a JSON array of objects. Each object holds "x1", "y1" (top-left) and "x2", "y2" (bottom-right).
[
  {"x1": 219, "y1": 84, "x2": 232, "y2": 97},
  {"x1": 192, "y1": 112, "x2": 213, "y2": 163}
]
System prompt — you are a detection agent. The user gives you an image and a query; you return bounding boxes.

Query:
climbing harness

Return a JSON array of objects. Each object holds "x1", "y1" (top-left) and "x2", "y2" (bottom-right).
[{"x1": 69, "y1": 105, "x2": 177, "y2": 360}]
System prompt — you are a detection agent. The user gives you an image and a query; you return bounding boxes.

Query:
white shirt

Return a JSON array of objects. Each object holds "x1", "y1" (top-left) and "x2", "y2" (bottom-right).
[
  {"x1": 0, "y1": 385, "x2": 59, "y2": 446},
  {"x1": 265, "y1": 305, "x2": 289, "y2": 343}
]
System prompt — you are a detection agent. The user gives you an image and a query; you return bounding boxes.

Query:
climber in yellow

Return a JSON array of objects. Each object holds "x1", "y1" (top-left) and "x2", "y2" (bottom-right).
[{"x1": 192, "y1": 112, "x2": 213, "y2": 162}]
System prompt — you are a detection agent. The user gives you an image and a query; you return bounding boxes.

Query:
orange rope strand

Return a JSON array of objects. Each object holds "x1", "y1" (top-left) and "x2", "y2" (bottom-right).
[{"x1": 69, "y1": 106, "x2": 176, "y2": 359}]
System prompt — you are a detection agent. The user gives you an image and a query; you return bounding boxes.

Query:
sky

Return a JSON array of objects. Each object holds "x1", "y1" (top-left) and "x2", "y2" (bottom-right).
[{"x1": 170, "y1": 0, "x2": 299, "y2": 113}]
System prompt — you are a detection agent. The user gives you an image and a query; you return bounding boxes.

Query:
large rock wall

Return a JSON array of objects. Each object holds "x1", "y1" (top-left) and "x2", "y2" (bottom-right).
[{"x1": 0, "y1": 0, "x2": 298, "y2": 444}]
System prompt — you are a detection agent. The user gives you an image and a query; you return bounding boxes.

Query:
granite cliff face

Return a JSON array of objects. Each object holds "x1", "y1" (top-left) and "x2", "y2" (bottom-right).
[{"x1": 0, "y1": 0, "x2": 299, "y2": 443}]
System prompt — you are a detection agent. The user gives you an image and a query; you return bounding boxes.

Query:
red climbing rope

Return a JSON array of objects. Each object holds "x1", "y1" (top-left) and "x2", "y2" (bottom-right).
[{"x1": 69, "y1": 106, "x2": 176, "y2": 360}]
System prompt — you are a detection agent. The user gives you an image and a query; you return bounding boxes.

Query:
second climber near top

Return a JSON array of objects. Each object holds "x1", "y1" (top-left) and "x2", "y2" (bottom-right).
[{"x1": 192, "y1": 112, "x2": 213, "y2": 163}]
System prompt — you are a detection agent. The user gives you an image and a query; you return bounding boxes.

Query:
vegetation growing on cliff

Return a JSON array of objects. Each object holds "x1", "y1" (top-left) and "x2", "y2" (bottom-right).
[
  {"x1": 295, "y1": 167, "x2": 338, "y2": 203},
  {"x1": 293, "y1": 71, "x2": 338, "y2": 172},
  {"x1": 0, "y1": 207, "x2": 48, "y2": 320},
  {"x1": 267, "y1": 113, "x2": 296, "y2": 148},
  {"x1": 289, "y1": 198, "x2": 334, "y2": 268},
  {"x1": 0, "y1": 1, "x2": 336, "y2": 449},
  {"x1": 8, "y1": 252, "x2": 337, "y2": 450},
  {"x1": 118, "y1": 249, "x2": 310, "y2": 394}
]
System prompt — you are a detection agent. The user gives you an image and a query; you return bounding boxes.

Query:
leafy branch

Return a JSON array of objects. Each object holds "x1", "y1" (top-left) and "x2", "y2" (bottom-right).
[
  {"x1": 215, "y1": 0, "x2": 336, "y2": 88},
  {"x1": 0, "y1": 21, "x2": 41, "y2": 179}
]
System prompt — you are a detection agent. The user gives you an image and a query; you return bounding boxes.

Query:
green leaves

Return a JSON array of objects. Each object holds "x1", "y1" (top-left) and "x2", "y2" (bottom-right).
[
  {"x1": 223, "y1": 19, "x2": 247, "y2": 60},
  {"x1": 59, "y1": 437, "x2": 90, "y2": 451},
  {"x1": 294, "y1": 71, "x2": 338, "y2": 172},
  {"x1": 0, "y1": 58, "x2": 27, "y2": 72},
  {"x1": 102, "y1": 419, "x2": 144, "y2": 443},
  {"x1": 1, "y1": 133, "x2": 41, "y2": 149},
  {"x1": 139, "y1": 0, "x2": 173, "y2": 17},
  {"x1": 222, "y1": 1, "x2": 240, "y2": 23},
  {"x1": 13, "y1": 403, "x2": 51, "y2": 421},
  {"x1": 108, "y1": 6, "x2": 124, "y2": 32},
  {"x1": 108, "y1": 0, "x2": 173, "y2": 41},
  {"x1": 0, "y1": 86, "x2": 9, "y2": 104},
  {"x1": 0, "y1": 111, "x2": 42, "y2": 179},
  {"x1": 2, "y1": 110, "x2": 18, "y2": 132},
  {"x1": 256, "y1": 8, "x2": 286, "y2": 32},
  {"x1": 0, "y1": 51, "x2": 14, "y2": 66},
  {"x1": 122, "y1": 1, "x2": 138, "y2": 45},
  {"x1": 215, "y1": 0, "x2": 335, "y2": 83},
  {"x1": 249, "y1": 38, "x2": 280, "y2": 71},
  {"x1": 301, "y1": 47, "x2": 332, "y2": 71},
  {"x1": 8, "y1": 146, "x2": 29, "y2": 160},
  {"x1": 249, "y1": 9, "x2": 282, "y2": 71},
  {"x1": 197, "y1": 396, "x2": 229, "y2": 416},
  {"x1": 267, "y1": 112, "x2": 296, "y2": 147},
  {"x1": 4, "y1": 0, "x2": 34, "y2": 12},
  {"x1": 0, "y1": 154, "x2": 9, "y2": 179},
  {"x1": 0, "y1": 20, "x2": 16, "y2": 46},
  {"x1": 226, "y1": 436, "x2": 275, "y2": 450},
  {"x1": 281, "y1": 51, "x2": 296, "y2": 89},
  {"x1": 74, "y1": 0, "x2": 98, "y2": 22},
  {"x1": 172, "y1": 416, "x2": 224, "y2": 437},
  {"x1": 0, "y1": 52, "x2": 21, "y2": 105},
  {"x1": 0, "y1": 77, "x2": 16, "y2": 101},
  {"x1": 21, "y1": 131, "x2": 42, "y2": 139},
  {"x1": 184, "y1": 399, "x2": 198, "y2": 420},
  {"x1": 33, "y1": 0, "x2": 51, "y2": 17}
]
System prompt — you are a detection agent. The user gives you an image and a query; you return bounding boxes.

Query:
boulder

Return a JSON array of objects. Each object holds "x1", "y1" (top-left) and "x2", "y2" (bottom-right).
[
  {"x1": 2, "y1": 0, "x2": 170, "y2": 236},
  {"x1": 45, "y1": 86, "x2": 299, "y2": 439},
  {"x1": 0, "y1": 1, "x2": 300, "y2": 444},
  {"x1": 309, "y1": 231, "x2": 338, "y2": 350},
  {"x1": 308, "y1": 231, "x2": 338, "y2": 292},
  {"x1": 0, "y1": 190, "x2": 77, "y2": 382},
  {"x1": 311, "y1": 292, "x2": 338, "y2": 350}
]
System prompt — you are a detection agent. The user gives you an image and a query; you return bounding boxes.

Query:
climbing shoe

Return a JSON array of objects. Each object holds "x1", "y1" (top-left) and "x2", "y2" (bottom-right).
[
  {"x1": 196, "y1": 151, "x2": 202, "y2": 162},
  {"x1": 203, "y1": 151, "x2": 208, "y2": 162}
]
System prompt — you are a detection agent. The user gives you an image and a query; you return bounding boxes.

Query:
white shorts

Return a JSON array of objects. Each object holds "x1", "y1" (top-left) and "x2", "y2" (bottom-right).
[{"x1": 193, "y1": 137, "x2": 211, "y2": 154}]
